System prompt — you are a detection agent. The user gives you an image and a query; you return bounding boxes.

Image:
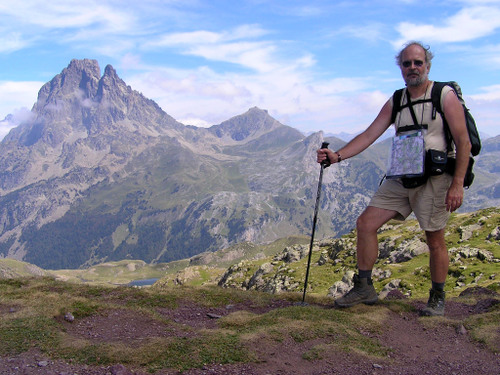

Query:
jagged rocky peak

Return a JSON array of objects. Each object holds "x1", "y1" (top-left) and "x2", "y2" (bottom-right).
[
  {"x1": 35, "y1": 59, "x2": 101, "y2": 108},
  {"x1": 304, "y1": 131, "x2": 325, "y2": 149},
  {"x1": 209, "y1": 106, "x2": 281, "y2": 142},
  {"x1": 33, "y1": 59, "x2": 134, "y2": 113},
  {"x1": 236, "y1": 106, "x2": 273, "y2": 124},
  {"x1": 97, "y1": 64, "x2": 130, "y2": 101}
]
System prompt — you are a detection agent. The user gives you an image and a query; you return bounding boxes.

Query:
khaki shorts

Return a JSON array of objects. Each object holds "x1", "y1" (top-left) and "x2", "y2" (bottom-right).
[{"x1": 369, "y1": 174, "x2": 453, "y2": 232}]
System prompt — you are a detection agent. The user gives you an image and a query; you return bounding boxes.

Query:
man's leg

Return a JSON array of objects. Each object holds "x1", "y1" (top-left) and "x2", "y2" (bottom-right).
[
  {"x1": 421, "y1": 229, "x2": 448, "y2": 316},
  {"x1": 356, "y1": 206, "x2": 399, "y2": 271},
  {"x1": 335, "y1": 206, "x2": 398, "y2": 308},
  {"x1": 425, "y1": 229, "x2": 448, "y2": 283}
]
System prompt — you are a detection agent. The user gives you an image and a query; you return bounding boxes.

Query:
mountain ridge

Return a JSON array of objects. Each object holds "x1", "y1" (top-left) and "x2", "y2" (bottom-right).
[{"x1": 1, "y1": 59, "x2": 499, "y2": 269}]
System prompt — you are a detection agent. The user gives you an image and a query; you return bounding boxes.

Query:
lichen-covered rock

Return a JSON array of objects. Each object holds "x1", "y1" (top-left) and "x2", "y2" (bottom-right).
[
  {"x1": 487, "y1": 226, "x2": 500, "y2": 241},
  {"x1": 379, "y1": 279, "x2": 401, "y2": 300},
  {"x1": 327, "y1": 270, "x2": 355, "y2": 298}
]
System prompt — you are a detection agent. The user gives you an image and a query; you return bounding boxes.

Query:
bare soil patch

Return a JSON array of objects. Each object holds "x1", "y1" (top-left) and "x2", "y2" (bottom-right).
[{"x1": 1, "y1": 289, "x2": 498, "y2": 375}]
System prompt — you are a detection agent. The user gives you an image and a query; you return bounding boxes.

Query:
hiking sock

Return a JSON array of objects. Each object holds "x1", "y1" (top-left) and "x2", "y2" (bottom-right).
[
  {"x1": 432, "y1": 281, "x2": 445, "y2": 292},
  {"x1": 358, "y1": 269, "x2": 372, "y2": 281}
]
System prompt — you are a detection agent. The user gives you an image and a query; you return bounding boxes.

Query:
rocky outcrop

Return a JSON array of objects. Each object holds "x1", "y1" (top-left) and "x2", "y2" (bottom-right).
[
  {"x1": 328, "y1": 270, "x2": 355, "y2": 298},
  {"x1": 487, "y1": 226, "x2": 500, "y2": 241},
  {"x1": 379, "y1": 236, "x2": 429, "y2": 264},
  {"x1": 218, "y1": 208, "x2": 500, "y2": 300},
  {"x1": 0, "y1": 259, "x2": 47, "y2": 278},
  {"x1": 273, "y1": 244, "x2": 309, "y2": 263}
]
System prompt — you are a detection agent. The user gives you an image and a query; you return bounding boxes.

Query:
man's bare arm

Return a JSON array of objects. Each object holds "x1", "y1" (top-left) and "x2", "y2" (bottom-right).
[
  {"x1": 443, "y1": 90, "x2": 471, "y2": 212},
  {"x1": 317, "y1": 99, "x2": 393, "y2": 164}
]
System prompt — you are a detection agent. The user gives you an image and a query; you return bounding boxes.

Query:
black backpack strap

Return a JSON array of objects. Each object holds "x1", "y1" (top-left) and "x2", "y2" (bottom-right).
[
  {"x1": 397, "y1": 124, "x2": 428, "y2": 134},
  {"x1": 431, "y1": 81, "x2": 454, "y2": 152},
  {"x1": 406, "y1": 90, "x2": 422, "y2": 127},
  {"x1": 390, "y1": 88, "x2": 404, "y2": 124},
  {"x1": 431, "y1": 81, "x2": 448, "y2": 118},
  {"x1": 391, "y1": 88, "x2": 432, "y2": 124}
]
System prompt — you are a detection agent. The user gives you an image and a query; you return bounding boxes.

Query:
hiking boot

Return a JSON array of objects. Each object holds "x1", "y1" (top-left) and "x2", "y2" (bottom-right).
[
  {"x1": 421, "y1": 289, "x2": 445, "y2": 316},
  {"x1": 335, "y1": 274, "x2": 378, "y2": 308}
]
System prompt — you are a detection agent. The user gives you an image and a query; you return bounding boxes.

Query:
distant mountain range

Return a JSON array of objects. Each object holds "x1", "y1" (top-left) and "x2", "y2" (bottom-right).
[{"x1": 1, "y1": 59, "x2": 499, "y2": 269}]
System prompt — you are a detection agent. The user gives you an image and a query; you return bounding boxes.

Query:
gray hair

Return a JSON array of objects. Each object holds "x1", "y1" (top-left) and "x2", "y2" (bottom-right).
[{"x1": 395, "y1": 41, "x2": 434, "y2": 67}]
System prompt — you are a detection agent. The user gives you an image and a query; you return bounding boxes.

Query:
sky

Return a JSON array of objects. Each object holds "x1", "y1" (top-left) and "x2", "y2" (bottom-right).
[{"x1": 1, "y1": 0, "x2": 500, "y2": 141}]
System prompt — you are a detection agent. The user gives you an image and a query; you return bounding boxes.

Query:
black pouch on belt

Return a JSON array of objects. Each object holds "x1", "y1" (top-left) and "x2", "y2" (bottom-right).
[
  {"x1": 426, "y1": 149, "x2": 447, "y2": 176},
  {"x1": 401, "y1": 175, "x2": 428, "y2": 189}
]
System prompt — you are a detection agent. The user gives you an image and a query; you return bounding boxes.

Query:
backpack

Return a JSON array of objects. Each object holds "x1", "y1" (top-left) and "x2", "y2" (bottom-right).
[{"x1": 390, "y1": 81, "x2": 481, "y2": 187}]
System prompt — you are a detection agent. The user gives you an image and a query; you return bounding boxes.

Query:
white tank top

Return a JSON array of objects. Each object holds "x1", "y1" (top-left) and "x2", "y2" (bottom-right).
[{"x1": 392, "y1": 81, "x2": 454, "y2": 155}]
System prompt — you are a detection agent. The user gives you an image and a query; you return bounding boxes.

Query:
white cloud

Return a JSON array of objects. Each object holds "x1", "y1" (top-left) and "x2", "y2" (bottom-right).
[
  {"x1": 470, "y1": 84, "x2": 500, "y2": 101},
  {"x1": 144, "y1": 25, "x2": 278, "y2": 72},
  {"x1": 0, "y1": 81, "x2": 41, "y2": 140},
  {"x1": 395, "y1": 6, "x2": 500, "y2": 45},
  {"x1": 0, "y1": 1, "x2": 134, "y2": 30},
  {"x1": 0, "y1": 32, "x2": 31, "y2": 53},
  {"x1": 468, "y1": 43, "x2": 500, "y2": 67},
  {"x1": 1, "y1": 1, "x2": 498, "y2": 138},
  {"x1": 153, "y1": 24, "x2": 270, "y2": 46},
  {"x1": 0, "y1": 81, "x2": 41, "y2": 113},
  {"x1": 124, "y1": 59, "x2": 383, "y2": 135},
  {"x1": 336, "y1": 23, "x2": 386, "y2": 43},
  {"x1": 189, "y1": 42, "x2": 280, "y2": 73},
  {"x1": 151, "y1": 31, "x2": 222, "y2": 47},
  {"x1": 0, "y1": 119, "x2": 12, "y2": 140},
  {"x1": 230, "y1": 24, "x2": 270, "y2": 40},
  {"x1": 0, "y1": 107, "x2": 35, "y2": 140},
  {"x1": 0, "y1": 0, "x2": 152, "y2": 57},
  {"x1": 119, "y1": 53, "x2": 144, "y2": 70}
]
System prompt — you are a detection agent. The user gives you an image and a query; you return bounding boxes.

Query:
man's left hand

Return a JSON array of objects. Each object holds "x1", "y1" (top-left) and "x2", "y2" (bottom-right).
[{"x1": 445, "y1": 183, "x2": 464, "y2": 212}]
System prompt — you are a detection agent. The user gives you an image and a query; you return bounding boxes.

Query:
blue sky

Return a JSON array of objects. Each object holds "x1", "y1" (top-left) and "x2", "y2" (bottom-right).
[{"x1": 1, "y1": 0, "x2": 500, "y2": 141}]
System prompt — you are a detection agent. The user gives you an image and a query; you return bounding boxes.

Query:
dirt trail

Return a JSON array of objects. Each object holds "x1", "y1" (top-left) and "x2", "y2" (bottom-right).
[{"x1": 1, "y1": 291, "x2": 498, "y2": 375}]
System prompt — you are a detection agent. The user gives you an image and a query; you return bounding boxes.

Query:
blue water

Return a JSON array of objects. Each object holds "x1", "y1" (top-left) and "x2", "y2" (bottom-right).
[{"x1": 128, "y1": 278, "x2": 159, "y2": 287}]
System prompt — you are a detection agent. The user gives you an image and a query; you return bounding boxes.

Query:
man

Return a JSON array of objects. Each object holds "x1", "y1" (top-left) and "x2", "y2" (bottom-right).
[{"x1": 317, "y1": 41, "x2": 471, "y2": 316}]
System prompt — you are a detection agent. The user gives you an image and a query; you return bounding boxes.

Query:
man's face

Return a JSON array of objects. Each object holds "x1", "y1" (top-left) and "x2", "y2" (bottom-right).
[{"x1": 400, "y1": 45, "x2": 430, "y2": 87}]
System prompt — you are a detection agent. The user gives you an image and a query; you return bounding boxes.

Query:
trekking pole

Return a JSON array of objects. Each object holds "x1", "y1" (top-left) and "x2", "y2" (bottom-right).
[{"x1": 301, "y1": 141, "x2": 329, "y2": 305}]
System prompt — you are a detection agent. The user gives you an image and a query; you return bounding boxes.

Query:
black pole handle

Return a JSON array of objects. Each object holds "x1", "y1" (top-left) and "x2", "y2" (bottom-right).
[{"x1": 320, "y1": 142, "x2": 331, "y2": 166}]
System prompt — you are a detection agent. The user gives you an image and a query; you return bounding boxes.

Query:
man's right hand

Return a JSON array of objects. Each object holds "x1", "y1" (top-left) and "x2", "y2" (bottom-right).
[{"x1": 317, "y1": 148, "x2": 334, "y2": 166}]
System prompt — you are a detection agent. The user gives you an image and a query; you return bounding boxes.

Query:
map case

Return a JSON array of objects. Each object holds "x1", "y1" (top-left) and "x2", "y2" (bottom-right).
[{"x1": 386, "y1": 131, "x2": 425, "y2": 179}]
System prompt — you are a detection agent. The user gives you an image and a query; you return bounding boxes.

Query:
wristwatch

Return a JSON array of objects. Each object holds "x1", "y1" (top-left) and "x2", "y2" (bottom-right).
[{"x1": 335, "y1": 151, "x2": 342, "y2": 162}]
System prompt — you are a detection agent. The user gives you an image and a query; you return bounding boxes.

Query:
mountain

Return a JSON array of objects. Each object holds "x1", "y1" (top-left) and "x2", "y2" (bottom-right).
[
  {"x1": 464, "y1": 135, "x2": 500, "y2": 210},
  {"x1": 0, "y1": 59, "x2": 499, "y2": 269}
]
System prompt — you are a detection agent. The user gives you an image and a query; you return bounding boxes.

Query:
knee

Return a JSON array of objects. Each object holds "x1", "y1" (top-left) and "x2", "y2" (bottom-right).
[
  {"x1": 356, "y1": 213, "x2": 375, "y2": 233},
  {"x1": 425, "y1": 230, "x2": 447, "y2": 254},
  {"x1": 428, "y1": 243, "x2": 447, "y2": 256},
  {"x1": 356, "y1": 207, "x2": 395, "y2": 234}
]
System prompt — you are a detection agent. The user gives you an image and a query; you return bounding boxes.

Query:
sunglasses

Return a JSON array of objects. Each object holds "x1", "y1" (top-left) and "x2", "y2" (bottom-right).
[{"x1": 402, "y1": 60, "x2": 425, "y2": 68}]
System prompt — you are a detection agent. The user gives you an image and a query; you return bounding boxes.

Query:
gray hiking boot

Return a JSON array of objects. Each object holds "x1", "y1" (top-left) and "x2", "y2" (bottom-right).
[
  {"x1": 421, "y1": 289, "x2": 445, "y2": 316},
  {"x1": 335, "y1": 274, "x2": 378, "y2": 308}
]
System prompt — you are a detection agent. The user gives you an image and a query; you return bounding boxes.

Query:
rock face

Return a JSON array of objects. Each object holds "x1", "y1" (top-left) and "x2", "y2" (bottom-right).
[
  {"x1": 0, "y1": 59, "x2": 386, "y2": 269},
  {"x1": 0, "y1": 60, "x2": 191, "y2": 267},
  {"x1": 1, "y1": 59, "x2": 499, "y2": 269}
]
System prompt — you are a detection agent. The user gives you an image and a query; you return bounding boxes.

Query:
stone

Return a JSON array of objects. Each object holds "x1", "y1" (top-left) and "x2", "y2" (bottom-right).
[{"x1": 64, "y1": 312, "x2": 75, "y2": 322}]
